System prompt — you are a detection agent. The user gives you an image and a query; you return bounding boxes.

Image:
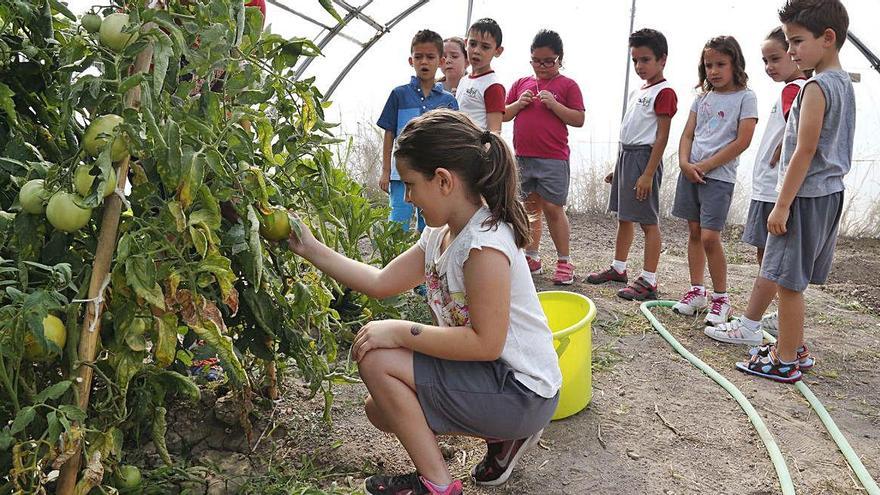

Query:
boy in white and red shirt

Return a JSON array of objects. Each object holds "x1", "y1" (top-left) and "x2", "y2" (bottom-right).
[
  {"x1": 504, "y1": 29, "x2": 585, "y2": 285},
  {"x1": 456, "y1": 18, "x2": 505, "y2": 132},
  {"x1": 588, "y1": 28, "x2": 677, "y2": 300}
]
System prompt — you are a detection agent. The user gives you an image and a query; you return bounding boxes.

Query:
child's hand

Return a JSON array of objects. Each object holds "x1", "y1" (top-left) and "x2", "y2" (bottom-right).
[
  {"x1": 351, "y1": 319, "x2": 405, "y2": 361},
  {"x1": 604, "y1": 172, "x2": 614, "y2": 184},
  {"x1": 287, "y1": 215, "x2": 318, "y2": 258},
  {"x1": 634, "y1": 174, "x2": 653, "y2": 200},
  {"x1": 537, "y1": 90, "x2": 558, "y2": 108},
  {"x1": 681, "y1": 163, "x2": 705, "y2": 184},
  {"x1": 517, "y1": 90, "x2": 535, "y2": 107},
  {"x1": 767, "y1": 204, "x2": 790, "y2": 236},
  {"x1": 379, "y1": 171, "x2": 391, "y2": 194}
]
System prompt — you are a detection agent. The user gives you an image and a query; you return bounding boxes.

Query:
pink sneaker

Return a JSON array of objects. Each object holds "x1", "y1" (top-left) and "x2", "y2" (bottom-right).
[
  {"x1": 552, "y1": 261, "x2": 575, "y2": 285},
  {"x1": 526, "y1": 256, "x2": 543, "y2": 275}
]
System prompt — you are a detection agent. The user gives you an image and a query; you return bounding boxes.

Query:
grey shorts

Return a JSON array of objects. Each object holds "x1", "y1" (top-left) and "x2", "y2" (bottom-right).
[
  {"x1": 671, "y1": 175, "x2": 735, "y2": 231},
  {"x1": 413, "y1": 352, "x2": 559, "y2": 440},
  {"x1": 742, "y1": 200, "x2": 774, "y2": 249},
  {"x1": 518, "y1": 156, "x2": 570, "y2": 206},
  {"x1": 760, "y1": 192, "x2": 843, "y2": 292},
  {"x1": 608, "y1": 144, "x2": 662, "y2": 225}
]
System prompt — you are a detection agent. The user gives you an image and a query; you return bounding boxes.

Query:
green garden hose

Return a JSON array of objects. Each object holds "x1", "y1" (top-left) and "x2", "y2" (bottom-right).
[
  {"x1": 639, "y1": 300, "x2": 880, "y2": 495},
  {"x1": 639, "y1": 301, "x2": 795, "y2": 495}
]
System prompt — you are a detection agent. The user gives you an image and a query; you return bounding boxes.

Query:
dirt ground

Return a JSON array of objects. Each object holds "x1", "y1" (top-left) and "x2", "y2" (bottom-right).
[{"x1": 238, "y1": 212, "x2": 880, "y2": 495}]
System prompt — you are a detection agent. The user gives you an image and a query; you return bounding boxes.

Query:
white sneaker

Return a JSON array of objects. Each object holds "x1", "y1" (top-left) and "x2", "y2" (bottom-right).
[
  {"x1": 761, "y1": 312, "x2": 779, "y2": 337},
  {"x1": 672, "y1": 287, "x2": 707, "y2": 316},
  {"x1": 704, "y1": 296, "x2": 731, "y2": 326},
  {"x1": 704, "y1": 318, "x2": 762, "y2": 345}
]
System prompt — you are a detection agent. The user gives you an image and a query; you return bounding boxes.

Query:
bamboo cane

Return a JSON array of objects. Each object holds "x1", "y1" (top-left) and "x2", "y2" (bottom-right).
[{"x1": 55, "y1": 41, "x2": 154, "y2": 495}]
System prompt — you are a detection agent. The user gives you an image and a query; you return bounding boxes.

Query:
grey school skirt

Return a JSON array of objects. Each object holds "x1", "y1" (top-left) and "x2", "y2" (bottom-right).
[{"x1": 413, "y1": 352, "x2": 559, "y2": 441}]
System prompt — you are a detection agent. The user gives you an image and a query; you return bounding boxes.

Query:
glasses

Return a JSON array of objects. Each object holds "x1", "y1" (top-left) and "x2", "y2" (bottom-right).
[{"x1": 529, "y1": 57, "x2": 559, "y2": 68}]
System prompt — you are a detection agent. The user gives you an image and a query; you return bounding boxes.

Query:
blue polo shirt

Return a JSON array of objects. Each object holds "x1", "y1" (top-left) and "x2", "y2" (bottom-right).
[{"x1": 377, "y1": 76, "x2": 458, "y2": 179}]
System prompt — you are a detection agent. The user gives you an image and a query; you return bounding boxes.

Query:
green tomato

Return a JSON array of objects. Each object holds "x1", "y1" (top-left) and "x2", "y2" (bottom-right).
[
  {"x1": 81, "y1": 13, "x2": 102, "y2": 33},
  {"x1": 114, "y1": 464, "x2": 142, "y2": 493},
  {"x1": 19, "y1": 179, "x2": 49, "y2": 214},
  {"x1": 99, "y1": 13, "x2": 139, "y2": 52},
  {"x1": 24, "y1": 315, "x2": 67, "y2": 361},
  {"x1": 83, "y1": 114, "x2": 127, "y2": 162},
  {"x1": 259, "y1": 207, "x2": 291, "y2": 241},
  {"x1": 74, "y1": 164, "x2": 117, "y2": 198},
  {"x1": 46, "y1": 192, "x2": 92, "y2": 233}
]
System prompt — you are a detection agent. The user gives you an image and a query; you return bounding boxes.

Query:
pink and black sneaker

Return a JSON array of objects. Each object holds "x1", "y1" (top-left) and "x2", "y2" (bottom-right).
[
  {"x1": 364, "y1": 472, "x2": 462, "y2": 495},
  {"x1": 617, "y1": 277, "x2": 658, "y2": 301},
  {"x1": 525, "y1": 255, "x2": 543, "y2": 275},
  {"x1": 471, "y1": 429, "x2": 543, "y2": 486}
]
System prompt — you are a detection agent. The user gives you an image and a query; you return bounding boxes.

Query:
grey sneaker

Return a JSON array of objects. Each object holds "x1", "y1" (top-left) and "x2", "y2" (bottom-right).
[{"x1": 761, "y1": 312, "x2": 779, "y2": 337}]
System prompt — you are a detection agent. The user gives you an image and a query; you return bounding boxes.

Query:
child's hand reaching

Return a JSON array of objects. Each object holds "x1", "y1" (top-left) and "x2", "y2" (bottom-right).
[
  {"x1": 604, "y1": 172, "x2": 614, "y2": 184},
  {"x1": 351, "y1": 319, "x2": 406, "y2": 361},
  {"x1": 537, "y1": 90, "x2": 558, "y2": 108},
  {"x1": 286, "y1": 215, "x2": 318, "y2": 258},
  {"x1": 767, "y1": 204, "x2": 789, "y2": 236}
]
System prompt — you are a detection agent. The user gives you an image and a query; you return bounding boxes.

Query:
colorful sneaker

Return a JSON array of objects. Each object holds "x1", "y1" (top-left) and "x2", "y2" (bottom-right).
[
  {"x1": 526, "y1": 256, "x2": 543, "y2": 275},
  {"x1": 704, "y1": 296, "x2": 731, "y2": 326},
  {"x1": 471, "y1": 429, "x2": 543, "y2": 486},
  {"x1": 704, "y1": 318, "x2": 762, "y2": 345},
  {"x1": 748, "y1": 342, "x2": 814, "y2": 371},
  {"x1": 552, "y1": 261, "x2": 575, "y2": 286},
  {"x1": 364, "y1": 472, "x2": 463, "y2": 495},
  {"x1": 672, "y1": 287, "x2": 707, "y2": 316},
  {"x1": 761, "y1": 312, "x2": 779, "y2": 338},
  {"x1": 585, "y1": 267, "x2": 627, "y2": 285},
  {"x1": 617, "y1": 277, "x2": 658, "y2": 301},
  {"x1": 735, "y1": 344, "x2": 802, "y2": 383}
]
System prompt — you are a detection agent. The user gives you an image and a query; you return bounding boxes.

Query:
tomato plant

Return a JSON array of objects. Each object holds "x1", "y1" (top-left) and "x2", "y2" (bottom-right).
[{"x1": 0, "y1": 0, "x2": 410, "y2": 492}]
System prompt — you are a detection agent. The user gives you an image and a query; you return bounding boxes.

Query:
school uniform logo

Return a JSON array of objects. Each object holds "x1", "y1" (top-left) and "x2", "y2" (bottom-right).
[
  {"x1": 636, "y1": 95, "x2": 653, "y2": 107},
  {"x1": 465, "y1": 87, "x2": 480, "y2": 98}
]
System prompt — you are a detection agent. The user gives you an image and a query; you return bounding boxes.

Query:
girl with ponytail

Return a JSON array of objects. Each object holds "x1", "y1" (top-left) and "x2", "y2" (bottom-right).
[{"x1": 288, "y1": 108, "x2": 562, "y2": 494}]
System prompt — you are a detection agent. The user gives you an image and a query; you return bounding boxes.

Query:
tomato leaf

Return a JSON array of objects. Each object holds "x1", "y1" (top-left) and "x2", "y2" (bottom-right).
[
  {"x1": 125, "y1": 256, "x2": 166, "y2": 310},
  {"x1": 246, "y1": 205, "x2": 263, "y2": 289},
  {"x1": 34, "y1": 380, "x2": 72, "y2": 403},
  {"x1": 154, "y1": 313, "x2": 177, "y2": 368},
  {"x1": 10, "y1": 406, "x2": 36, "y2": 435}
]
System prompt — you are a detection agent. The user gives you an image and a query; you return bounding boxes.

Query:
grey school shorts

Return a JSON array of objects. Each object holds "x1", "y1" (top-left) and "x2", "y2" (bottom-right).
[
  {"x1": 760, "y1": 192, "x2": 843, "y2": 292},
  {"x1": 608, "y1": 144, "x2": 662, "y2": 225},
  {"x1": 413, "y1": 352, "x2": 559, "y2": 440},
  {"x1": 742, "y1": 200, "x2": 775, "y2": 249},
  {"x1": 671, "y1": 175, "x2": 735, "y2": 231},
  {"x1": 518, "y1": 156, "x2": 570, "y2": 206}
]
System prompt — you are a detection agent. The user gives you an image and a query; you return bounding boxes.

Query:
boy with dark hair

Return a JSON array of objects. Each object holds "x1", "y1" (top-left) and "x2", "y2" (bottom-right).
[
  {"x1": 377, "y1": 29, "x2": 458, "y2": 232},
  {"x1": 457, "y1": 18, "x2": 506, "y2": 133},
  {"x1": 737, "y1": 0, "x2": 854, "y2": 382},
  {"x1": 588, "y1": 28, "x2": 677, "y2": 301}
]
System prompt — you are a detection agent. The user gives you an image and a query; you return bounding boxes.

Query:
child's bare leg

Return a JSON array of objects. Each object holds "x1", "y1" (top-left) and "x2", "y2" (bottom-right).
[
  {"x1": 701, "y1": 228, "x2": 726, "y2": 293},
  {"x1": 358, "y1": 348, "x2": 451, "y2": 484},
  {"x1": 776, "y1": 286, "x2": 804, "y2": 362},
  {"x1": 757, "y1": 247, "x2": 765, "y2": 267},
  {"x1": 542, "y1": 201, "x2": 570, "y2": 258},
  {"x1": 641, "y1": 224, "x2": 661, "y2": 273},
  {"x1": 686, "y1": 221, "x2": 705, "y2": 286},
  {"x1": 614, "y1": 220, "x2": 635, "y2": 263},
  {"x1": 743, "y1": 276, "x2": 777, "y2": 321},
  {"x1": 525, "y1": 192, "x2": 543, "y2": 254}
]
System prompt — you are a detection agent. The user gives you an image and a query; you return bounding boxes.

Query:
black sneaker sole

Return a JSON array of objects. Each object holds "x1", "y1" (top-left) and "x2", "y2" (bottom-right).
[{"x1": 618, "y1": 291, "x2": 658, "y2": 301}]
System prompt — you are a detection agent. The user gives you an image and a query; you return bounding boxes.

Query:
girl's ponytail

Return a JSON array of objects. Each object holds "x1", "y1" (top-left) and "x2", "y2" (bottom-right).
[
  {"x1": 394, "y1": 109, "x2": 531, "y2": 248},
  {"x1": 478, "y1": 131, "x2": 530, "y2": 248}
]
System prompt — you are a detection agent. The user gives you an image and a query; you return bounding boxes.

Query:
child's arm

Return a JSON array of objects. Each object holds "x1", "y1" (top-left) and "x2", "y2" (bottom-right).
[
  {"x1": 635, "y1": 115, "x2": 672, "y2": 200},
  {"x1": 694, "y1": 117, "x2": 757, "y2": 174},
  {"x1": 769, "y1": 143, "x2": 782, "y2": 167},
  {"x1": 768, "y1": 83, "x2": 825, "y2": 235},
  {"x1": 380, "y1": 130, "x2": 393, "y2": 193},
  {"x1": 288, "y1": 221, "x2": 424, "y2": 299},
  {"x1": 538, "y1": 91, "x2": 585, "y2": 127},
  {"x1": 352, "y1": 247, "x2": 512, "y2": 362},
  {"x1": 503, "y1": 90, "x2": 534, "y2": 122},
  {"x1": 486, "y1": 112, "x2": 503, "y2": 133},
  {"x1": 678, "y1": 111, "x2": 704, "y2": 184}
]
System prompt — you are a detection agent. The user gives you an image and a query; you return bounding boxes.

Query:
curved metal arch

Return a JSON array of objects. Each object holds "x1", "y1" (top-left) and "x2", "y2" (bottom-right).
[{"x1": 268, "y1": 0, "x2": 441, "y2": 100}]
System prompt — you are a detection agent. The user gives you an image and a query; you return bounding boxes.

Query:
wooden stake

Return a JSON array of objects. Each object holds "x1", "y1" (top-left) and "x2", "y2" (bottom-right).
[{"x1": 56, "y1": 42, "x2": 154, "y2": 495}]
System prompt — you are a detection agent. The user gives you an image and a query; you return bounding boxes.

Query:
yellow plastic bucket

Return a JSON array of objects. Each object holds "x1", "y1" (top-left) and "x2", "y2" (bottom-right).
[{"x1": 538, "y1": 291, "x2": 596, "y2": 420}]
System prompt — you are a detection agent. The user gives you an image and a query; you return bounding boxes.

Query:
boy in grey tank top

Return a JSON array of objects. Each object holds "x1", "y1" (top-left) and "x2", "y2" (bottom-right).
[{"x1": 736, "y1": 0, "x2": 854, "y2": 383}]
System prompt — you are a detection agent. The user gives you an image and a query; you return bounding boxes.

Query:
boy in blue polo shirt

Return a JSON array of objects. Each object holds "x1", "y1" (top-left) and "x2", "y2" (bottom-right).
[{"x1": 378, "y1": 29, "x2": 458, "y2": 232}]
